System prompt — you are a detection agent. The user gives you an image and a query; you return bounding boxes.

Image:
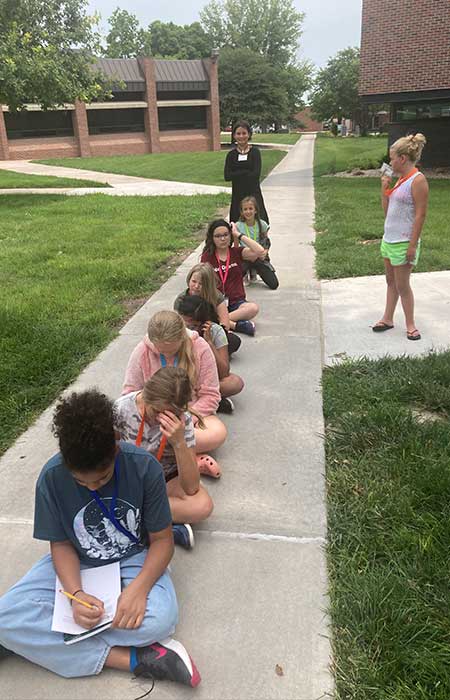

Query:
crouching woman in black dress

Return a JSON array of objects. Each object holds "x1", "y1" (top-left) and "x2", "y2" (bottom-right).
[{"x1": 224, "y1": 120, "x2": 269, "y2": 224}]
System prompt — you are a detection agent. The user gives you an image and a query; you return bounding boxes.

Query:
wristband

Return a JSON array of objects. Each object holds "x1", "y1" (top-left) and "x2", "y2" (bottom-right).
[
  {"x1": 238, "y1": 233, "x2": 244, "y2": 241},
  {"x1": 70, "y1": 588, "x2": 83, "y2": 605}
]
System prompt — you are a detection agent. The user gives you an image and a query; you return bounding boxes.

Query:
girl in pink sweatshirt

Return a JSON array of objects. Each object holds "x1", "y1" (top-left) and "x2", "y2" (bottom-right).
[{"x1": 123, "y1": 310, "x2": 226, "y2": 477}]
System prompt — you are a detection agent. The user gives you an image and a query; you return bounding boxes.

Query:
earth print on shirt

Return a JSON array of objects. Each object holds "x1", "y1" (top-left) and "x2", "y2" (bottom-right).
[{"x1": 73, "y1": 498, "x2": 140, "y2": 559}]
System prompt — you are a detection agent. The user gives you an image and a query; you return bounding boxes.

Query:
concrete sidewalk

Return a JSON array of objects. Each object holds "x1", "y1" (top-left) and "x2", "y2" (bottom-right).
[
  {"x1": 322, "y1": 271, "x2": 450, "y2": 364},
  {"x1": 0, "y1": 159, "x2": 230, "y2": 197},
  {"x1": 1, "y1": 135, "x2": 332, "y2": 700}
]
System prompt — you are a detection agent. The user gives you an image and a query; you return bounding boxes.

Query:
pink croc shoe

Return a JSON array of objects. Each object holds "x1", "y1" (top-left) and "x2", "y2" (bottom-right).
[{"x1": 196, "y1": 454, "x2": 221, "y2": 478}]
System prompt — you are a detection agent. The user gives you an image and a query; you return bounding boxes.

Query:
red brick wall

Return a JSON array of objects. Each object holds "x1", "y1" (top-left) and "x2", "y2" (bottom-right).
[
  {"x1": 72, "y1": 101, "x2": 91, "y2": 157},
  {"x1": 203, "y1": 58, "x2": 221, "y2": 151},
  {"x1": 159, "y1": 130, "x2": 210, "y2": 153},
  {"x1": 8, "y1": 136, "x2": 79, "y2": 159},
  {"x1": 360, "y1": 0, "x2": 450, "y2": 95},
  {"x1": 89, "y1": 133, "x2": 149, "y2": 157},
  {"x1": 0, "y1": 110, "x2": 9, "y2": 159},
  {"x1": 293, "y1": 108, "x2": 323, "y2": 131},
  {"x1": 138, "y1": 57, "x2": 161, "y2": 154}
]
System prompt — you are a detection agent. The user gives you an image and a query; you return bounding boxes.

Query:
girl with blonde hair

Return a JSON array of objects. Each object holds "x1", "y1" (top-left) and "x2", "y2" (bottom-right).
[
  {"x1": 123, "y1": 310, "x2": 226, "y2": 477},
  {"x1": 373, "y1": 133, "x2": 429, "y2": 341},
  {"x1": 174, "y1": 262, "x2": 241, "y2": 354},
  {"x1": 115, "y1": 367, "x2": 213, "y2": 549}
]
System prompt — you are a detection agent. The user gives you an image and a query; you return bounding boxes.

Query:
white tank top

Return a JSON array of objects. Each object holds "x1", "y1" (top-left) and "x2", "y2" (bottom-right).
[{"x1": 383, "y1": 171, "x2": 421, "y2": 243}]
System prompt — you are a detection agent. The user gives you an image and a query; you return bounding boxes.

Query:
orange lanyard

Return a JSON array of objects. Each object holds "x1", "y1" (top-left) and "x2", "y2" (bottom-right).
[
  {"x1": 385, "y1": 167, "x2": 418, "y2": 197},
  {"x1": 135, "y1": 412, "x2": 167, "y2": 462}
]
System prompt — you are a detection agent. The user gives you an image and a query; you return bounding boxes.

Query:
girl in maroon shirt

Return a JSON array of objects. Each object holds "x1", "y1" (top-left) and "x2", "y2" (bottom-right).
[{"x1": 200, "y1": 219, "x2": 265, "y2": 336}]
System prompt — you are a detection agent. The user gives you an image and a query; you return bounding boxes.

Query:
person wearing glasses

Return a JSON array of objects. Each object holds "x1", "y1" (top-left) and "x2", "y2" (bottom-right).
[{"x1": 200, "y1": 219, "x2": 265, "y2": 336}]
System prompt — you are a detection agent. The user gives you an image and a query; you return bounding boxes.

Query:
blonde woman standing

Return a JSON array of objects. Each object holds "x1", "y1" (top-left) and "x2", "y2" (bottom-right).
[{"x1": 373, "y1": 133, "x2": 429, "y2": 340}]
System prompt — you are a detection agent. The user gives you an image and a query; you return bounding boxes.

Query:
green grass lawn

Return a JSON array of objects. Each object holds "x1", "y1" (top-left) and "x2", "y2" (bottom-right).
[
  {"x1": 314, "y1": 178, "x2": 450, "y2": 278},
  {"x1": 0, "y1": 169, "x2": 108, "y2": 189},
  {"x1": 315, "y1": 133, "x2": 388, "y2": 177},
  {"x1": 37, "y1": 149, "x2": 286, "y2": 186},
  {"x1": 221, "y1": 133, "x2": 301, "y2": 145},
  {"x1": 314, "y1": 135, "x2": 450, "y2": 278},
  {"x1": 324, "y1": 351, "x2": 450, "y2": 700},
  {"x1": 0, "y1": 192, "x2": 228, "y2": 455}
]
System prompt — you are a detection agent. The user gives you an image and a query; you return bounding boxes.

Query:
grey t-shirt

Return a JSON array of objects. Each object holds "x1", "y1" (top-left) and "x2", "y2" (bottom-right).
[
  {"x1": 236, "y1": 219, "x2": 270, "y2": 243},
  {"x1": 33, "y1": 442, "x2": 171, "y2": 567},
  {"x1": 114, "y1": 391, "x2": 195, "y2": 481},
  {"x1": 208, "y1": 323, "x2": 228, "y2": 349}
]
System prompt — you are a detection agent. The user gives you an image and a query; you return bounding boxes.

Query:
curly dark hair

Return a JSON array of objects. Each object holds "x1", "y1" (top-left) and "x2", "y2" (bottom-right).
[
  {"x1": 52, "y1": 389, "x2": 116, "y2": 472},
  {"x1": 202, "y1": 219, "x2": 232, "y2": 255}
]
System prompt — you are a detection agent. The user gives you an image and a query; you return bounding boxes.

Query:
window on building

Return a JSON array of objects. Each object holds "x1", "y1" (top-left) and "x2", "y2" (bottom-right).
[
  {"x1": 109, "y1": 91, "x2": 146, "y2": 102},
  {"x1": 156, "y1": 90, "x2": 208, "y2": 101},
  {"x1": 158, "y1": 106, "x2": 207, "y2": 131},
  {"x1": 395, "y1": 102, "x2": 450, "y2": 121},
  {"x1": 5, "y1": 109, "x2": 74, "y2": 139},
  {"x1": 87, "y1": 108, "x2": 145, "y2": 134}
]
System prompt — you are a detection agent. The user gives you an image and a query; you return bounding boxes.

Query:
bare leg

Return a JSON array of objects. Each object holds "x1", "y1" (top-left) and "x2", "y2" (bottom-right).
[
  {"x1": 229, "y1": 301, "x2": 259, "y2": 322},
  {"x1": 220, "y1": 373, "x2": 244, "y2": 398},
  {"x1": 167, "y1": 479, "x2": 213, "y2": 524},
  {"x1": 194, "y1": 414, "x2": 227, "y2": 452},
  {"x1": 374, "y1": 258, "x2": 398, "y2": 327},
  {"x1": 105, "y1": 646, "x2": 130, "y2": 671},
  {"x1": 393, "y1": 264, "x2": 417, "y2": 334}
]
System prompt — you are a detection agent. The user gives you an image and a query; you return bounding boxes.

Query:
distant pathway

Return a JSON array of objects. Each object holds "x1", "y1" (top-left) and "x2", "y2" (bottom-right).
[{"x1": 0, "y1": 159, "x2": 230, "y2": 197}]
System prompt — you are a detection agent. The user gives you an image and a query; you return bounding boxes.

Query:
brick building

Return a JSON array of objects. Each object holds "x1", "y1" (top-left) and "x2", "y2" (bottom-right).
[
  {"x1": 0, "y1": 56, "x2": 221, "y2": 160},
  {"x1": 293, "y1": 108, "x2": 323, "y2": 132},
  {"x1": 359, "y1": 0, "x2": 450, "y2": 166}
]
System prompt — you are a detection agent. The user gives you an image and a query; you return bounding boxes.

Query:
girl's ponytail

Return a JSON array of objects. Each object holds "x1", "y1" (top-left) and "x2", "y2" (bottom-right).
[{"x1": 147, "y1": 310, "x2": 198, "y2": 390}]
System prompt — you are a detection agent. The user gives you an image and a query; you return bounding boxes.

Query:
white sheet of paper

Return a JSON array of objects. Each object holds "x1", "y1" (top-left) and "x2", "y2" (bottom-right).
[
  {"x1": 238, "y1": 153, "x2": 248, "y2": 161},
  {"x1": 52, "y1": 561, "x2": 121, "y2": 635}
]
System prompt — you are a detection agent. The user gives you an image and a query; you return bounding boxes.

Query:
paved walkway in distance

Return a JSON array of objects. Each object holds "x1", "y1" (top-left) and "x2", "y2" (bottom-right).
[
  {"x1": 1, "y1": 135, "x2": 333, "y2": 700},
  {"x1": 0, "y1": 159, "x2": 230, "y2": 197},
  {"x1": 322, "y1": 270, "x2": 450, "y2": 364}
]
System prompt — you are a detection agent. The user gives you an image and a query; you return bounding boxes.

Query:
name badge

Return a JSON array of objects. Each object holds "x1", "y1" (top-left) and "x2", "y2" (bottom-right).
[{"x1": 238, "y1": 154, "x2": 248, "y2": 161}]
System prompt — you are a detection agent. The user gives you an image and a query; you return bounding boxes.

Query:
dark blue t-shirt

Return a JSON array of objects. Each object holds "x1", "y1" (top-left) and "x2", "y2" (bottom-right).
[{"x1": 33, "y1": 442, "x2": 171, "y2": 567}]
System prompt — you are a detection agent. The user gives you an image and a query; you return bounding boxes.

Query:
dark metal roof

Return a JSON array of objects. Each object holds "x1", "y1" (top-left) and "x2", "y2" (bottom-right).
[
  {"x1": 154, "y1": 59, "x2": 208, "y2": 83},
  {"x1": 94, "y1": 57, "x2": 210, "y2": 93},
  {"x1": 94, "y1": 58, "x2": 145, "y2": 92}
]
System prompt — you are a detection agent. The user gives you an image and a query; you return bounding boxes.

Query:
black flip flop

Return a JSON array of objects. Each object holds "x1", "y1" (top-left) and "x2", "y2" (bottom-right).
[
  {"x1": 372, "y1": 322, "x2": 394, "y2": 333},
  {"x1": 407, "y1": 329, "x2": 421, "y2": 341}
]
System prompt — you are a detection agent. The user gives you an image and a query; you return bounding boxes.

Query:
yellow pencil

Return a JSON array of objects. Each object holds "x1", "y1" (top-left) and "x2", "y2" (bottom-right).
[{"x1": 59, "y1": 589, "x2": 95, "y2": 609}]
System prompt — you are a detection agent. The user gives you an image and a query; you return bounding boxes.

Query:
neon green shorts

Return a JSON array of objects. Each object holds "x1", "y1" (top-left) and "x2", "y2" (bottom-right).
[{"x1": 380, "y1": 239, "x2": 421, "y2": 266}]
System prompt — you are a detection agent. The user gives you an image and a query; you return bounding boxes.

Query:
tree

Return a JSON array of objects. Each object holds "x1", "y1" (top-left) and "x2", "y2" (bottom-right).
[
  {"x1": 177, "y1": 22, "x2": 213, "y2": 60},
  {"x1": 280, "y1": 62, "x2": 313, "y2": 124},
  {"x1": 218, "y1": 47, "x2": 288, "y2": 128},
  {"x1": 0, "y1": 0, "x2": 106, "y2": 110},
  {"x1": 201, "y1": 0, "x2": 304, "y2": 67},
  {"x1": 310, "y1": 47, "x2": 360, "y2": 122},
  {"x1": 104, "y1": 8, "x2": 148, "y2": 58},
  {"x1": 148, "y1": 21, "x2": 182, "y2": 58}
]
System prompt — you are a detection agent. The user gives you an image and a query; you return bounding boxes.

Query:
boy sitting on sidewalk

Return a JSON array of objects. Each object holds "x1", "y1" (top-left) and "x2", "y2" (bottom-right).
[{"x1": 0, "y1": 389, "x2": 200, "y2": 687}]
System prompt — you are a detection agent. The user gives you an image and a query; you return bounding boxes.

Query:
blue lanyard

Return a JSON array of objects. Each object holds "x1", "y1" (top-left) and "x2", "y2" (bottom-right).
[
  {"x1": 90, "y1": 455, "x2": 140, "y2": 544},
  {"x1": 160, "y1": 353, "x2": 178, "y2": 368}
]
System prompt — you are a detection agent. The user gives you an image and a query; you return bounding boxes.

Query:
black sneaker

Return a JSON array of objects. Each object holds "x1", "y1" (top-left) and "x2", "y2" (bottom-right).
[
  {"x1": 217, "y1": 397, "x2": 234, "y2": 414},
  {"x1": 135, "y1": 638, "x2": 201, "y2": 687},
  {"x1": 172, "y1": 523, "x2": 194, "y2": 550},
  {"x1": 0, "y1": 644, "x2": 13, "y2": 660},
  {"x1": 235, "y1": 320, "x2": 255, "y2": 336}
]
